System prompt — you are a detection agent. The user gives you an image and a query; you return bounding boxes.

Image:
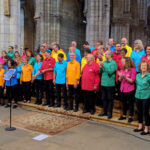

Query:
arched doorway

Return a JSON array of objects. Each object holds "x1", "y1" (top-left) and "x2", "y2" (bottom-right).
[{"x1": 20, "y1": 0, "x2": 35, "y2": 51}]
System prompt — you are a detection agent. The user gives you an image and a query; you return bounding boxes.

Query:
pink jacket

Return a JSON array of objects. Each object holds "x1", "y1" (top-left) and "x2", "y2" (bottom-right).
[
  {"x1": 81, "y1": 62, "x2": 100, "y2": 91},
  {"x1": 120, "y1": 68, "x2": 136, "y2": 93}
]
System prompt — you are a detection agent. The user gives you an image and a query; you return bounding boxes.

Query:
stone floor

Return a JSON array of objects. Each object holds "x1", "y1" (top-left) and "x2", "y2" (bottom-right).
[{"x1": 0, "y1": 106, "x2": 150, "y2": 150}]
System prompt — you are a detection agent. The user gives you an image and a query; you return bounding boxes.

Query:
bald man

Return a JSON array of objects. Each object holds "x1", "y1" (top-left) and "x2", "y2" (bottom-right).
[
  {"x1": 121, "y1": 37, "x2": 132, "y2": 57},
  {"x1": 81, "y1": 54, "x2": 100, "y2": 115},
  {"x1": 99, "y1": 51, "x2": 117, "y2": 119}
]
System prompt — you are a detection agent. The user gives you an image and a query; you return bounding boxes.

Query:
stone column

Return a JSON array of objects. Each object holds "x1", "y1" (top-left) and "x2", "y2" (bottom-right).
[
  {"x1": 84, "y1": 0, "x2": 110, "y2": 46},
  {"x1": 0, "y1": 0, "x2": 20, "y2": 51}
]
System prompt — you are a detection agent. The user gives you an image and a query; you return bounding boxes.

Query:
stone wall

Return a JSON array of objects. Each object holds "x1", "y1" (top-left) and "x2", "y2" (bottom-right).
[{"x1": 0, "y1": 0, "x2": 20, "y2": 51}]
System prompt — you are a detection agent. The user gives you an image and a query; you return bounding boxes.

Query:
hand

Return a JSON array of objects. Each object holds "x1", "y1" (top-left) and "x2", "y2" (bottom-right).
[
  {"x1": 66, "y1": 82, "x2": 68, "y2": 89},
  {"x1": 2, "y1": 84, "x2": 4, "y2": 88},
  {"x1": 32, "y1": 75, "x2": 36, "y2": 81},
  {"x1": 20, "y1": 81, "x2": 22, "y2": 85},
  {"x1": 99, "y1": 61, "x2": 104, "y2": 68},
  {"x1": 41, "y1": 70, "x2": 45, "y2": 73},
  {"x1": 93, "y1": 86, "x2": 97, "y2": 90},
  {"x1": 74, "y1": 82, "x2": 78, "y2": 89},
  {"x1": 53, "y1": 79, "x2": 55, "y2": 85}
]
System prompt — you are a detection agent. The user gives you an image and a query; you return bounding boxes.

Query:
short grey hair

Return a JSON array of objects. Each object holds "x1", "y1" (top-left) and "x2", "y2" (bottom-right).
[{"x1": 107, "y1": 50, "x2": 113, "y2": 57}]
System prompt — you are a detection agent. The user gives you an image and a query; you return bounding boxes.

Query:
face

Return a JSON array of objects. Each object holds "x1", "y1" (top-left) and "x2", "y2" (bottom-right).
[
  {"x1": 115, "y1": 44, "x2": 121, "y2": 51},
  {"x1": 26, "y1": 51, "x2": 31, "y2": 57},
  {"x1": 23, "y1": 59, "x2": 28, "y2": 65},
  {"x1": 108, "y1": 39, "x2": 114, "y2": 46},
  {"x1": 40, "y1": 46, "x2": 45, "y2": 51},
  {"x1": 15, "y1": 52, "x2": 19, "y2": 58},
  {"x1": 86, "y1": 55, "x2": 91, "y2": 64},
  {"x1": 7, "y1": 61, "x2": 11, "y2": 68},
  {"x1": 2, "y1": 52, "x2": 6, "y2": 57},
  {"x1": 53, "y1": 45, "x2": 58, "y2": 52},
  {"x1": 8, "y1": 47, "x2": 13, "y2": 52},
  {"x1": 121, "y1": 51, "x2": 126, "y2": 57},
  {"x1": 121, "y1": 58, "x2": 126, "y2": 67},
  {"x1": 96, "y1": 42, "x2": 102, "y2": 48},
  {"x1": 83, "y1": 44, "x2": 88, "y2": 49},
  {"x1": 71, "y1": 42, "x2": 77, "y2": 47},
  {"x1": 105, "y1": 51, "x2": 111, "y2": 60},
  {"x1": 84, "y1": 52, "x2": 88, "y2": 57},
  {"x1": 141, "y1": 63, "x2": 148, "y2": 72},
  {"x1": 121, "y1": 38, "x2": 127, "y2": 46},
  {"x1": 45, "y1": 51, "x2": 50, "y2": 58},
  {"x1": 70, "y1": 53, "x2": 76, "y2": 60},
  {"x1": 58, "y1": 56, "x2": 63, "y2": 62},
  {"x1": 134, "y1": 42, "x2": 139, "y2": 49},
  {"x1": 146, "y1": 46, "x2": 150, "y2": 55},
  {"x1": 36, "y1": 55, "x2": 41, "y2": 62},
  {"x1": 0, "y1": 64, "x2": 2, "y2": 69}
]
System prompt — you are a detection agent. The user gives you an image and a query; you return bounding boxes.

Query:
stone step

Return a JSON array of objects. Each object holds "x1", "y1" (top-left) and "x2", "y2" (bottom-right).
[{"x1": 18, "y1": 100, "x2": 138, "y2": 129}]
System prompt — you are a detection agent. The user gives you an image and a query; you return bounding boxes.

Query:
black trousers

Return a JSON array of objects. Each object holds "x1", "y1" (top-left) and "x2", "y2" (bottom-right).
[
  {"x1": 136, "y1": 98, "x2": 150, "y2": 126},
  {"x1": 16, "y1": 79, "x2": 23, "y2": 102},
  {"x1": 101, "y1": 86, "x2": 115, "y2": 115},
  {"x1": 22, "y1": 81, "x2": 31, "y2": 100},
  {"x1": 83, "y1": 90, "x2": 95, "y2": 111},
  {"x1": 6, "y1": 85, "x2": 17, "y2": 104},
  {"x1": 68, "y1": 85, "x2": 79, "y2": 109},
  {"x1": 0, "y1": 86, "x2": 4, "y2": 99},
  {"x1": 55, "y1": 84, "x2": 67, "y2": 106},
  {"x1": 115, "y1": 81, "x2": 121, "y2": 101},
  {"x1": 121, "y1": 91, "x2": 135, "y2": 116},
  {"x1": 35, "y1": 79, "x2": 43, "y2": 102},
  {"x1": 45, "y1": 80, "x2": 55, "y2": 105}
]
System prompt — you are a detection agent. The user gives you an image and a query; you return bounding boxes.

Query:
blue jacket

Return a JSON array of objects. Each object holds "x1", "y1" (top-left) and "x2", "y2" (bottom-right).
[
  {"x1": 17, "y1": 63, "x2": 23, "y2": 79},
  {"x1": 5, "y1": 68, "x2": 18, "y2": 86},
  {"x1": 32, "y1": 62, "x2": 43, "y2": 80}
]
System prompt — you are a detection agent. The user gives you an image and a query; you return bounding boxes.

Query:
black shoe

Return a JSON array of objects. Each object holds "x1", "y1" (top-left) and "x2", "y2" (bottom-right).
[
  {"x1": 133, "y1": 128, "x2": 143, "y2": 132},
  {"x1": 83, "y1": 109, "x2": 88, "y2": 113},
  {"x1": 66, "y1": 107, "x2": 73, "y2": 111},
  {"x1": 35, "y1": 101, "x2": 39, "y2": 104},
  {"x1": 42, "y1": 103, "x2": 49, "y2": 106},
  {"x1": 140, "y1": 131, "x2": 149, "y2": 135},
  {"x1": 98, "y1": 112, "x2": 107, "y2": 117},
  {"x1": 128, "y1": 118, "x2": 133, "y2": 123},
  {"x1": 118, "y1": 116, "x2": 126, "y2": 120},
  {"x1": 38, "y1": 101, "x2": 42, "y2": 105},
  {"x1": 54, "y1": 104, "x2": 61, "y2": 108},
  {"x1": 13, "y1": 105, "x2": 17, "y2": 109},
  {"x1": 48, "y1": 104, "x2": 54, "y2": 107},
  {"x1": 5, "y1": 104, "x2": 10, "y2": 108},
  {"x1": 64, "y1": 107, "x2": 67, "y2": 110},
  {"x1": 108, "y1": 114, "x2": 112, "y2": 119},
  {"x1": 90, "y1": 110, "x2": 95, "y2": 115},
  {"x1": 74, "y1": 108, "x2": 78, "y2": 112},
  {"x1": 1, "y1": 103, "x2": 5, "y2": 106}
]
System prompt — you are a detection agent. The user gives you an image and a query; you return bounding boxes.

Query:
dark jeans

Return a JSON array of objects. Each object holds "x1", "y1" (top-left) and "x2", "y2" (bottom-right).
[
  {"x1": 68, "y1": 85, "x2": 79, "y2": 109},
  {"x1": 16, "y1": 79, "x2": 23, "y2": 101},
  {"x1": 101, "y1": 86, "x2": 115, "y2": 115},
  {"x1": 22, "y1": 81, "x2": 31, "y2": 100},
  {"x1": 6, "y1": 85, "x2": 17, "y2": 104},
  {"x1": 83, "y1": 90, "x2": 95, "y2": 111},
  {"x1": 136, "y1": 98, "x2": 150, "y2": 126},
  {"x1": 56, "y1": 84, "x2": 67, "y2": 107},
  {"x1": 45, "y1": 80, "x2": 55, "y2": 105},
  {"x1": 121, "y1": 91, "x2": 135, "y2": 116},
  {"x1": 35, "y1": 79, "x2": 43, "y2": 102}
]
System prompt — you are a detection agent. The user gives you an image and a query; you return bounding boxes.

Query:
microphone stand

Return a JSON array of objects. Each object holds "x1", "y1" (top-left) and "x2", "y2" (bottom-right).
[{"x1": 5, "y1": 76, "x2": 16, "y2": 131}]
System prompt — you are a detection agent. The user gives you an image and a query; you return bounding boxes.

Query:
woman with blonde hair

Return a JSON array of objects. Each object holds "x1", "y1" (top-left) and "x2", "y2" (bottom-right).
[
  {"x1": 118, "y1": 57, "x2": 136, "y2": 122},
  {"x1": 131, "y1": 40, "x2": 146, "y2": 72}
]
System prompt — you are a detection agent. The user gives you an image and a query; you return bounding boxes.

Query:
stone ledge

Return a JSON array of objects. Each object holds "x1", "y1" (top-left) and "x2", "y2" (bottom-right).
[{"x1": 18, "y1": 102, "x2": 138, "y2": 128}]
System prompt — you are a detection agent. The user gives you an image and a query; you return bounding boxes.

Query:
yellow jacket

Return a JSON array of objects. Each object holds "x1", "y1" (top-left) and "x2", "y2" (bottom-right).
[
  {"x1": 121, "y1": 45, "x2": 132, "y2": 57},
  {"x1": 51, "y1": 49, "x2": 66, "y2": 62}
]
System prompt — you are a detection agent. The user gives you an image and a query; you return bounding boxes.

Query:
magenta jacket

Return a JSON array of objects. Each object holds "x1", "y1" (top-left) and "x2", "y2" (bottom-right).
[{"x1": 120, "y1": 68, "x2": 136, "y2": 93}]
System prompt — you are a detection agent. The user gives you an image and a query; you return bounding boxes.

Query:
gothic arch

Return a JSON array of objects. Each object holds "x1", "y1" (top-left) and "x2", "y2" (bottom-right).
[{"x1": 21, "y1": 0, "x2": 36, "y2": 50}]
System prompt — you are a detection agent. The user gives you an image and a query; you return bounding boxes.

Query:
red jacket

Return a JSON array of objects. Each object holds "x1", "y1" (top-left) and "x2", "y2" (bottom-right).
[
  {"x1": 81, "y1": 62, "x2": 100, "y2": 91},
  {"x1": 39, "y1": 57, "x2": 55, "y2": 80}
]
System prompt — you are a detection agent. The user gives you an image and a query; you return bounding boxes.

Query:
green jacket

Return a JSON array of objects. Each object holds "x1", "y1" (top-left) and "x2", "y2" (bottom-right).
[
  {"x1": 28, "y1": 57, "x2": 36, "y2": 67},
  {"x1": 8, "y1": 50, "x2": 15, "y2": 59},
  {"x1": 135, "y1": 72, "x2": 150, "y2": 99},
  {"x1": 99, "y1": 59, "x2": 117, "y2": 87}
]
